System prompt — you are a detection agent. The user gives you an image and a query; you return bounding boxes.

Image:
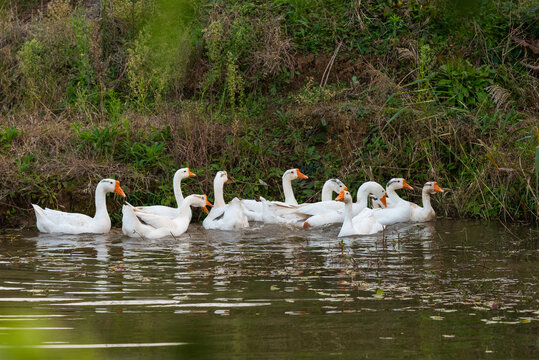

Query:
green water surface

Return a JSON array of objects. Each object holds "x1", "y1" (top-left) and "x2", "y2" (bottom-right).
[{"x1": 0, "y1": 220, "x2": 537, "y2": 359}]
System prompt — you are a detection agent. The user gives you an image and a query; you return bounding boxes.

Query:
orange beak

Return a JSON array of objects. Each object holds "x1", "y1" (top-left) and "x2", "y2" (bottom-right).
[
  {"x1": 343, "y1": 186, "x2": 348, "y2": 191},
  {"x1": 114, "y1": 181, "x2": 126, "y2": 197},
  {"x1": 203, "y1": 195, "x2": 213, "y2": 214},
  {"x1": 402, "y1": 179, "x2": 413, "y2": 190},
  {"x1": 296, "y1": 168, "x2": 308, "y2": 179},
  {"x1": 433, "y1": 182, "x2": 444, "y2": 192},
  {"x1": 225, "y1": 179, "x2": 230, "y2": 184},
  {"x1": 380, "y1": 193, "x2": 387, "y2": 207},
  {"x1": 336, "y1": 190, "x2": 345, "y2": 201},
  {"x1": 188, "y1": 169, "x2": 196, "y2": 177}
]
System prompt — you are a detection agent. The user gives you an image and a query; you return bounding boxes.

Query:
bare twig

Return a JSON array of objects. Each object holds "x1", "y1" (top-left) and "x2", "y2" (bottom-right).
[{"x1": 320, "y1": 40, "x2": 343, "y2": 88}]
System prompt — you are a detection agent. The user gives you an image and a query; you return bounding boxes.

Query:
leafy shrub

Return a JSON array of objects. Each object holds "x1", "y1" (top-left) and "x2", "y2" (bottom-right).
[
  {"x1": 126, "y1": 0, "x2": 199, "y2": 109},
  {"x1": 432, "y1": 60, "x2": 494, "y2": 108},
  {"x1": 73, "y1": 122, "x2": 122, "y2": 157}
]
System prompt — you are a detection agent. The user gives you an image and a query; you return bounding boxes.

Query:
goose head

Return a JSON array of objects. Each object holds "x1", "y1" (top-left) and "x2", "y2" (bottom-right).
[
  {"x1": 283, "y1": 168, "x2": 308, "y2": 181},
  {"x1": 386, "y1": 178, "x2": 413, "y2": 191},
  {"x1": 214, "y1": 171, "x2": 230, "y2": 186},
  {"x1": 189, "y1": 194, "x2": 213, "y2": 214},
  {"x1": 424, "y1": 181, "x2": 444, "y2": 194},
  {"x1": 98, "y1": 179, "x2": 126, "y2": 197},
  {"x1": 175, "y1": 167, "x2": 196, "y2": 179},
  {"x1": 336, "y1": 190, "x2": 353, "y2": 204},
  {"x1": 327, "y1": 178, "x2": 347, "y2": 193}
]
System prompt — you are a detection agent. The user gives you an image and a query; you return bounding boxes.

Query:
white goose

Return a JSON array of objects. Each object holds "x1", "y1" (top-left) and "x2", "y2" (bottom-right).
[
  {"x1": 32, "y1": 179, "x2": 126, "y2": 234},
  {"x1": 241, "y1": 168, "x2": 309, "y2": 222},
  {"x1": 336, "y1": 190, "x2": 384, "y2": 236},
  {"x1": 203, "y1": 171, "x2": 249, "y2": 230},
  {"x1": 410, "y1": 181, "x2": 444, "y2": 222},
  {"x1": 135, "y1": 167, "x2": 196, "y2": 219},
  {"x1": 300, "y1": 181, "x2": 387, "y2": 228},
  {"x1": 122, "y1": 194, "x2": 212, "y2": 239},
  {"x1": 373, "y1": 178, "x2": 413, "y2": 225},
  {"x1": 262, "y1": 176, "x2": 348, "y2": 225}
]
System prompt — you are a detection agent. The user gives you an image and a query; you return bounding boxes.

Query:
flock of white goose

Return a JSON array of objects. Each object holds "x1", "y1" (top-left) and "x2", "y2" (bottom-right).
[{"x1": 32, "y1": 168, "x2": 444, "y2": 239}]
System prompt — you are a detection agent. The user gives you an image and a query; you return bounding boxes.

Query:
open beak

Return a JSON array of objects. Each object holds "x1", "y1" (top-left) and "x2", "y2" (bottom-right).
[
  {"x1": 114, "y1": 181, "x2": 126, "y2": 197},
  {"x1": 203, "y1": 195, "x2": 213, "y2": 214},
  {"x1": 380, "y1": 193, "x2": 387, "y2": 207},
  {"x1": 188, "y1": 169, "x2": 196, "y2": 177},
  {"x1": 296, "y1": 168, "x2": 308, "y2": 179},
  {"x1": 403, "y1": 179, "x2": 413, "y2": 190},
  {"x1": 433, "y1": 182, "x2": 444, "y2": 192},
  {"x1": 336, "y1": 190, "x2": 345, "y2": 201}
]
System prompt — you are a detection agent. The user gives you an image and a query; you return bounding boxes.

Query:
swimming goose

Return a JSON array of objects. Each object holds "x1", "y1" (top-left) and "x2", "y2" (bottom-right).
[
  {"x1": 203, "y1": 171, "x2": 249, "y2": 230},
  {"x1": 135, "y1": 167, "x2": 196, "y2": 219},
  {"x1": 32, "y1": 179, "x2": 126, "y2": 234},
  {"x1": 336, "y1": 190, "x2": 384, "y2": 236},
  {"x1": 241, "y1": 168, "x2": 309, "y2": 221},
  {"x1": 410, "y1": 181, "x2": 443, "y2": 222},
  {"x1": 122, "y1": 194, "x2": 212, "y2": 239}
]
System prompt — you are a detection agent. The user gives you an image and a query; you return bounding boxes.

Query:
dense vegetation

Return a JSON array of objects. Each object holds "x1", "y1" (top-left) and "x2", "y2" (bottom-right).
[{"x1": 0, "y1": 0, "x2": 537, "y2": 227}]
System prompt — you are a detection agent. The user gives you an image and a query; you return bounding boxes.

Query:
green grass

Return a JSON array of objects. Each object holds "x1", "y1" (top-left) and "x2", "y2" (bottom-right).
[{"x1": 0, "y1": 0, "x2": 537, "y2": 226}]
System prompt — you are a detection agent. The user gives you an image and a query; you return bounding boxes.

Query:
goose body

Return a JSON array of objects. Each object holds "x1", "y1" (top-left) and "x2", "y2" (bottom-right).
[
  {"x1": 122, "y1": 194, "x2": 211, "y2": 239},
  {"x1": 135, "y1": 168, "x2": 196, "y2": 219},
  {"x1": 32, "y1": 179, "x2": 126, "y2": 234},
  {"x1": 336, "y1": 190, "x2": 384, "y2": 237},
  {"x1": 203, "y1": 171, "x2": 249, "y2": 230},
  {"x1": 410, "y1": 181, "x2": 443, "y2": 222}
]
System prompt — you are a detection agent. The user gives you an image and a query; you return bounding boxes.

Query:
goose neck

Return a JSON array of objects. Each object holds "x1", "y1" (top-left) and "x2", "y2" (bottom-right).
[
  {"x1": 356, "y1": 184, "x2": 371, "y2": 210},
  {"x1": 283, "y1": 176, "x2": 298, "y2": 205},
  {"x1": 173, "y1": 172, "x2": 185, "y2": 207},
  {"x1": 321, "y1": 182, "x2": 333, "y2": 202},
  {"x1": 386, "y1": 184, "x2": 403, "y2": 204},
  {"x1": 421, "y1": 188, "x2": 432, "y2": 211},
  {"x1": 94, "y1": 183, "x2": 109, "y2": 219},
  {"x1": 342, "y1": 200, "x2": 354, "y2": 226},
  {"x1": 179, "y1": 196, "x2": 195, "y2": 215},
  {"x1": 213, "y1": 179, "x2": 226, "y2": 208}
]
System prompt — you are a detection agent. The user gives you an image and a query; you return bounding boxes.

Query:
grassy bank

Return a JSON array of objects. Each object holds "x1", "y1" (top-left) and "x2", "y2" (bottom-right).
[{"x1": 0, "y1": 0, "x2": 537, "y2": 227}]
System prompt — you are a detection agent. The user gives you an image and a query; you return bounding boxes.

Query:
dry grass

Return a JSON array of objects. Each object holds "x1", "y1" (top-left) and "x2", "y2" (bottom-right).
[{"x1": 485, "y1": 85, "x2": 513, "y2": 110}]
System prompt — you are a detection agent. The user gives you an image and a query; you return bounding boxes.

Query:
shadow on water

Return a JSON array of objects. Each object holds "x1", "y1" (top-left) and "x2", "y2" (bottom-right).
[{"x1": 0, "y1": 220, "x2": 537, "y2": 359}]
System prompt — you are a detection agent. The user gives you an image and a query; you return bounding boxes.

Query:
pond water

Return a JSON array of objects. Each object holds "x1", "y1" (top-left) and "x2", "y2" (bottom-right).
[{"x1": 0, "y1": 220, "x2": 537, "y2": 359}]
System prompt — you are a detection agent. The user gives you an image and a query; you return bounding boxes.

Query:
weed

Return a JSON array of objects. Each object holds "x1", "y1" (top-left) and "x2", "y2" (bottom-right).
[
  {"x1": 432, "y1": 60, "x2": 494, "y2": 108},
  {"x1": 0, "y1": 126, "x2": 20, "y2": 148}
]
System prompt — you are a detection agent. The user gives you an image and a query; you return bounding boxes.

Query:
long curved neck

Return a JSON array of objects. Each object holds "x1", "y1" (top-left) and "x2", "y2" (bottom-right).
[
  {"x1": 179, "y1": 196, "x2": 195, "y2": 215},
  {"x1": 321, "y1": 182, "x2": 333, "y2": 202},
  {"x1": 283, "y1": 176, "x2": 297, "y2": 205},
  {"x1": 421, "y1": 188, "x2": 432, "y2": 211},
  {"x1": 213, "y1": 179, "x2": 226, "y2": 208},
  {"x1": 356, "y1": 183, "x2": 372, "y2": 210},
  {"x1": 173, "y1": 173, "x2": 185, "y2": 207},
  {"x1": 93, "y1": 184, "x2": 109, "y2": 219}
]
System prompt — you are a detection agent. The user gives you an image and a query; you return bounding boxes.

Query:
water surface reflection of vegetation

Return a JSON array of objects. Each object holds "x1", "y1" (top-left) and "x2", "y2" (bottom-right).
[{"x1": 0, "y1": 220, "x2": 537, "y2": 359}]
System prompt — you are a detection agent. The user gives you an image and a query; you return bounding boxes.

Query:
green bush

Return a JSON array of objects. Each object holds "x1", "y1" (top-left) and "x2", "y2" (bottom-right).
[{"x1": 433, "y1": 60, "x2": 494, "y2": 108}]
